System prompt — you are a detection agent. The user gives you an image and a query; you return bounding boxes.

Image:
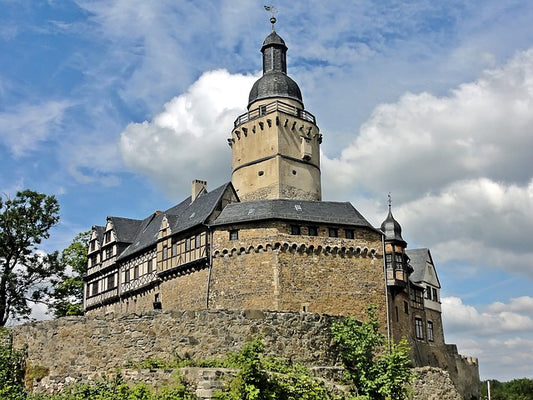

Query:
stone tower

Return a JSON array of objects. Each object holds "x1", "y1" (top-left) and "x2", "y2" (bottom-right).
[{"x1": 229, "y1": 18, "x2": 322, "y2": 202}]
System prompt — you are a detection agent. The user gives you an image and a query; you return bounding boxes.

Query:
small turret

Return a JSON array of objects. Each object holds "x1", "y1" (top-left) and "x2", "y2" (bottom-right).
[{"x1": 381, "y1": 195, "x2": 411, "y2": 286}]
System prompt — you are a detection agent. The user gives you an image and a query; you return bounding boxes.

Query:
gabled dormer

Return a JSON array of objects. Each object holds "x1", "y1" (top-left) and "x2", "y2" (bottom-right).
[{"x1": 407, "y1": 248, "x2": 442, "y2": 312}]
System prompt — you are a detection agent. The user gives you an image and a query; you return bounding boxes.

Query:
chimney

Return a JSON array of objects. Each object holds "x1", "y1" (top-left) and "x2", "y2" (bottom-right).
[{"x1": 191, "y1": 179, "x2": 207, "y2": 203}]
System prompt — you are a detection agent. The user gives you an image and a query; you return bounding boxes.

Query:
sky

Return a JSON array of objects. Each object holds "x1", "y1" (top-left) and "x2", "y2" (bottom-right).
[{"x1": 1, "y1": 0, "x2": 532, "y2": 382}]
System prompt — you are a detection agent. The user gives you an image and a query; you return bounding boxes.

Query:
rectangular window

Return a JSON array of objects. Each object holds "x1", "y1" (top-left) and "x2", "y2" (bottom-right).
[
  {"x1": 92, "y1": 282, "x2": 99, "y2": 296},
  {"x1": 124, "y1": 270, "x2": 130, "y2": 283},
  {"x1": 107, "y1": 274, "x2": 115, "y2": 289},
  {"x1": 328, "y1": 228, "x2": 338, "y2": 237},
  {"x1": 90, "y1": 240, "x2": 96, "y2": 252},
  {"x1": 90, "y1": 254, "x2": 98, "y2": 267},
  {"x1": 134, "y1": 265, "x2": 139, "y2": 279},
  {"x1": 427, "y1": 321, "x2": 434, "y2": 342},
  {"x1": 404, "y1": 301, "x2": 409, "y2": 314},
  {"x1": 345, "y1": 229, "x2": 354, "y2": 239},
  {"x1": 386, "y1": 254, "x2": 392, "y2": 269},
  {"x1": 229, "y1": 230, "x2": 239, "y2": 240},
  {"x1": 171, "y1": 239, "x2": 177, "y2": 256},
  {"x1": 162, "y1": 246, "x2": 168, "y2": 259},
  {"x1": 433, "y1": 288, "x2": 438, "y2": 302},
  {"x1": 185, "y1": 238, "x2": 191, "y2": 251},
  {"x1": 415, "y1": 317, "x2": 424, "y2": 340},
  {"x1": 105, "y1": 247, "x2": 113, "y2": 260},
  {"x1": 411, "y1": 289, "x2": 424, "y2": 308},
  {"x1": 147, "y1": 259, "x2": 153, "y2": 274},
  {"x1": 290, "y1": 225, "x2": 301, "y2": 235},
  {"x1": 395, "y1": 253, "x2": 403, "y2": 268},
  {"x1": 426, "y1": 285, "x2": 432, "y2": 300},
  {"x1": 308, "y1": 226, "x2": 318, "y2": 236},
  {"x1": 104, "y1": 231, "x2": 111, "y2": 243},
  {"x1": 196, "y1": 234, "x2": 202, "y2": 248}
]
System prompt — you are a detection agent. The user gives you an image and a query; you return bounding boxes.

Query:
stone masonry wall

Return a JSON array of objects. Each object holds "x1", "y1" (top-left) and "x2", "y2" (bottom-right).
[
  {"x1": 210, "y1": 221, "x2": 385, "y2": 324},
  {"x1": 11, "y1": 310, "x2": 478, "y2": 398},
  {"x1": 11, "y1": 310, "x2": 342, "y2": 392}
]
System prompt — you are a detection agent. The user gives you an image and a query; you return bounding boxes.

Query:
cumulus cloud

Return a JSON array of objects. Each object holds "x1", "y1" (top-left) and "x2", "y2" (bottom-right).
[
  {"x1": 320, "y1": 49, "x2": 533, "y2": 278},
  {"x1": 442, "y1": 296, "x2": 533, "y2": 379},
  {"x1": 119, "y1": 69, "x2": 258, "y2": 197},
  {"x1": 442, "y1": 296, "x2": 533, "y2": 335},
  {"x1": 391, "y1": 177, "x2": 533, "y2": 276},
  {"x1": 0, "y1": 101, "x2": 70, "y2": 157},
  {"x1": 323, "y1": 48, "x2": 533, "y2": 201}
]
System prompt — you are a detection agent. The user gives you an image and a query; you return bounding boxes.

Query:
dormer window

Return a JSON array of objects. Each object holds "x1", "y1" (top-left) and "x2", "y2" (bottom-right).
[{"x1": 104, "y1": 231, "x2": 112, "y2": 243}]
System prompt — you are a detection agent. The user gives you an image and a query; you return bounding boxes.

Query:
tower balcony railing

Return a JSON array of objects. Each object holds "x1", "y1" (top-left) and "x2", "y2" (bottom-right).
[{"x1": 234, "y1": 100, "x2": 316, "y2": 128}]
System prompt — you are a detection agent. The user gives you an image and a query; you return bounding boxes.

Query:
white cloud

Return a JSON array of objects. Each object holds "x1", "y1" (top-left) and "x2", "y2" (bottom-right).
[
  {"x1": 442, "y1": 296, "x2": 533, "y2": 379},
  {"x1": 392, "y1": 178, "x2": 533, "y2": 277},
  {"x1": 119, "y1": 69, "x2": 258, "y2": 197},
  {"x1": 0, "y1": 101, "x2": 70, "y2": 157},
  {"x1": 323, "y1": 48, "x2": 533, "y2": 202},
  {"x1": 442, "y1": 296, "x2": 533, "y2": 335}
]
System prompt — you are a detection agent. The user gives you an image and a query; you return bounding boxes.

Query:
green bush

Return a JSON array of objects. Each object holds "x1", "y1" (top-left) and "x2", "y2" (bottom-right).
[
  {"x1": 0, "y1": 328, "x2": 27, "y2": 400},
  {"x1": 331, "y1": 305, "x2": 413, "y2": 400}
]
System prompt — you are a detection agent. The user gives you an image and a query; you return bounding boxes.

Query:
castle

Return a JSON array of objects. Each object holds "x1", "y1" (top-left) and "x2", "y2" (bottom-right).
[{"x1": 82, "y1": 17, "x2": 478, "y2": 387}]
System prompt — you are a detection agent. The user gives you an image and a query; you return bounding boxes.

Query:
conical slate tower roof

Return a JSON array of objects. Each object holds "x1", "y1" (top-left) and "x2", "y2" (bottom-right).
[{"x1": 248, "y1": 19, "x2": 303, "y2": 108}]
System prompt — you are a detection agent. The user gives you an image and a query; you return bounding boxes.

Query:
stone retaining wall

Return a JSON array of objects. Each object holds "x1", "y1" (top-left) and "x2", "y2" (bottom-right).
[
  {"x1": 11, "y1": 309, "x2": 341, "y2": 390},
  {"x1": 10, "y1": 310, "x2": 478, "y2": 399}
]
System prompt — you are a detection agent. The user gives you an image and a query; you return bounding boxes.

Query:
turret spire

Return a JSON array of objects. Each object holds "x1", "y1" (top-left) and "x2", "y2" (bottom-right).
[{"x1": 264, "y1": 5, "x2": 278, "y2": 31}]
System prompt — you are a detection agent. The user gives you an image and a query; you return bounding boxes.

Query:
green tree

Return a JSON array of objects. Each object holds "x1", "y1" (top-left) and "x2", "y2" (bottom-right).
[
  {"x1": 48, "y1": 231, "x2": 90, "y2": 317},
  {"x1": 331, "y1": 305, "x2": 413, "y2": 400},
  {"x1": 0, "y1": 190, "x2": 61, "y2": 326},
  {"x1": 480, "y1": 378, "x2": 533, "y2": 400}
]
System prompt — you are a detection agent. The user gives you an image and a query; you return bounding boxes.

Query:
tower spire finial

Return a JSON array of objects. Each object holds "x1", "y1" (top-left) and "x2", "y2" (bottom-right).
[
  {"x1": 388, "y1": 192, "x2": 392, "y2": 211},
  {"x1": 264, "y1": 5, "x2": 278, "y2": 31}
]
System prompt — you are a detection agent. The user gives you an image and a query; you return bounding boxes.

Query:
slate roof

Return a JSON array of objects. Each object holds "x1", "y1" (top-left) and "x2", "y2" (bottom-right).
[
  {"x1": 211, "y1": 199, "x2": 379, "y2": 231},
  {"x1": 380, "y1": 208, "x2": 406, "y2": 245},
  {"x1": 108, "y1": 217, "x2": 142, "y2": 243},
  {"x1": 406, "y1": 248, "x2": 440, "y2": 288},
  {"x1": 249, "y1": 72, "x2": 303, "y2": 107},
  {"x1": 93, "y1": 225, "x2": 105, "y2": 245},
  {"x1": 117, "y1": 182, "x2": 233, "y2": 261},
  {"x1": 117, "y1": 212, "x2": 164, "y2": 260}
]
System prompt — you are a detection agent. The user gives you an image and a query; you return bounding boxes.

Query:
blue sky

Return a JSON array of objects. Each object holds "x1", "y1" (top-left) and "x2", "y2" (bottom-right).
[{"x1": 1, "y1": 0, "x2": 533, "y2": 381}]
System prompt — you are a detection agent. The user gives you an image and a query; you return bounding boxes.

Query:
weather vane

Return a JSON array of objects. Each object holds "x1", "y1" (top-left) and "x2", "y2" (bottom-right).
[
  {"x1": 388, "y1": 192, "x2": 392, "y2": 210},
  {"x1": 264, "y1": 5, "x2": 278, "y2": 30}
]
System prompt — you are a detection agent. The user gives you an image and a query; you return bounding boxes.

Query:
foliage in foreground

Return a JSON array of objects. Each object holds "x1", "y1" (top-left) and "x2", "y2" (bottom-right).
[
  {"x1": 331, "y1": 305, "x2": 414, "y2": 400},
  {"x1": 215, "y1": 338, "x2": 343, "y2": 400},
  {"x1": 0, "y1": 328, "x2": 27, "y2": 400},
  {"x1": 480, "y1": 378, "x2": 533, "y2": 400},
  {"x1": 47, "y1": 231, "x2": 90, "y2": 318},
  {"x1": 26, "y1": 374, "x2": 197, "y2": 400}
]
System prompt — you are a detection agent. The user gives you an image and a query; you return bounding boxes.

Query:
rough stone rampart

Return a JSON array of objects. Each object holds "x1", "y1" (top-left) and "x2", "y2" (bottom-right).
[
  {"x1": 11, "y1": 309, "x2": 341, "y2": 391},
  {"x1": 10, "y1": 310, "x2": 478, "y2": 399}
]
